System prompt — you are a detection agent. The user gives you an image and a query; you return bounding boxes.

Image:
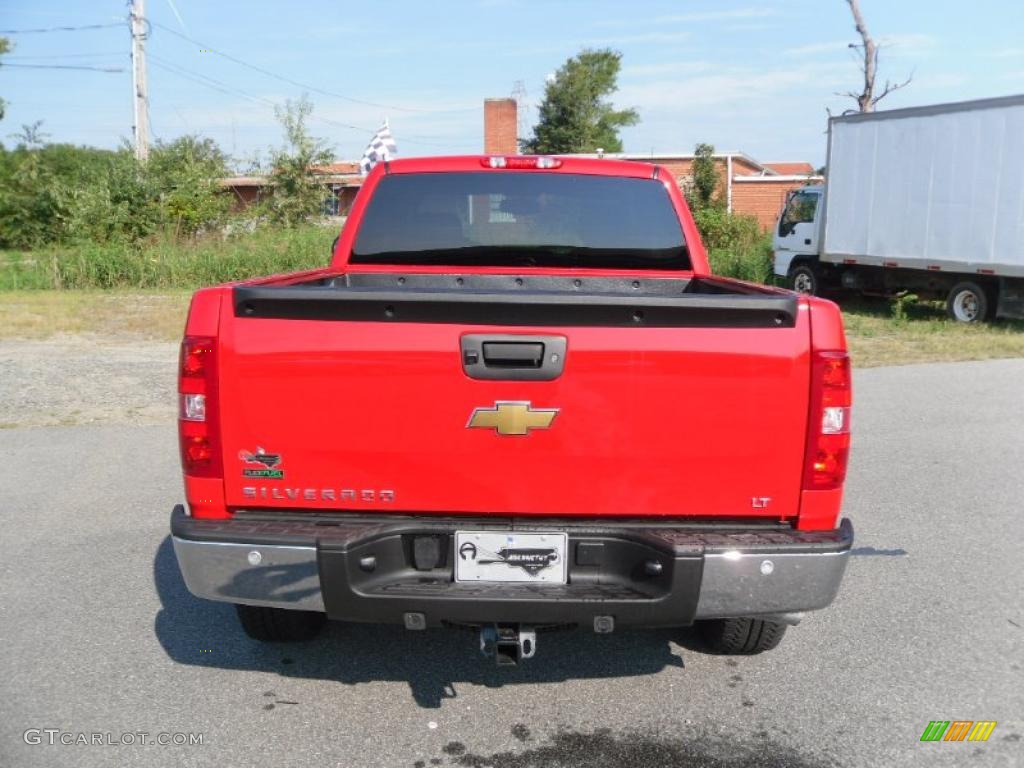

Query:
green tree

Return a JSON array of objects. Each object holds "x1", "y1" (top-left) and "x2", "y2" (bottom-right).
[
  {"x1": 147, "y1": 135, "x2": 230, "y2": 236},
  {"x1": 263, "y1": 95, "x2": 335, "y2": 227},
  {"x1": 522, "y1": 49, "x2": 638, "y2": 154},
  {"x1": 0, "y1": 134, "x2": 232, "y2": 247},
  {"x1": 686, "y1": 142, "x2": 720, "y2": 211},
  {"x1": 0, "y1": 37, "x2": 10, "y2": 120},
  {"x1": 10, "y1": 120, "x2": 49, "y2": 148},
  {"x1": 0, "y1": 140, "x2": 127, "y2": 247},
  {"x1": 0, "y1": 145, "x2": 63, "y2": 247},
  {"x1": 58, "y1": 146, "x2": 160, "y2": 244}
]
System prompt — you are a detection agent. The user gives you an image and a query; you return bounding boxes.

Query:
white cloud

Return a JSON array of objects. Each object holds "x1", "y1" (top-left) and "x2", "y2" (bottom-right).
[
  {"x1": 989, "y1": 47, "x2": 1024, "y2": 58},
  {"x1": 623, "y1": 61, "x2": 713, "y2": 78},
  {"x1": 585, "y1": 30, "x2": 692, "y2": 46},
  {"x1": 483, "y1": 30, "x2": 692, "y2": 58},
  {"x1": 618, "y1": 62, "x2": 849, "y2": 112},
  {"x1": 784, "y1": 33, "x2": 936, "y2": 58},
  {"x1": 161, "y1": 91, "x2": 477, "y2": 159},
  {"x1": 784, "y1": 40, "x2": 852, "y2": 57},
  {"x1": 595, "y1": 7, "x2": 776, "y2": 28},
  {"x1": 724, "y1": 21, "x2": 780, "y2": 33},
  {"x1": 653, "y1": 7, "x2": 777, "y2": 24},
  {"x1": 913, "y1": 72, "x2": 968, "y2": 89},
  {"x1": 877, "y1": 33, "x2": 937, "y2": 57}
]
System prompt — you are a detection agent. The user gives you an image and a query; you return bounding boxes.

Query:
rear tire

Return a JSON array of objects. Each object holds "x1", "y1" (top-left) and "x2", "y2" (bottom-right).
[
  {"x1": 698, "y1": 617, "x2": 787, "y2": 655},
  {"x1": 789, "y1": 263, "x2": 820, "y2": 295},
  {"x1": 946, "y1": 281, "x2": 992, "y2": 323},
  {"x1": 235, "y1": 604, "x2": 326, "y2": 642}
]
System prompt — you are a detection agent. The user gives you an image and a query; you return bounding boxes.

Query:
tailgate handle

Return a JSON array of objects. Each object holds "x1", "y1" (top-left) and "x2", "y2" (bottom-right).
[
  {"x1": 482, "y1": 342, "x2": 543, "y2": 368},
  {"x1": 462, "y1": 335, "x2": 567, "y2": 381}
]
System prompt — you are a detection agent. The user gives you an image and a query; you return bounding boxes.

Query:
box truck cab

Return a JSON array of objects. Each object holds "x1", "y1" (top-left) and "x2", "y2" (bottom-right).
[
  {"x1": 773, "y1": 95, "x2": 1024, "y2": 323},
  {"x1": 773, "y1": 185, "x2": 824, "y2": 294}
]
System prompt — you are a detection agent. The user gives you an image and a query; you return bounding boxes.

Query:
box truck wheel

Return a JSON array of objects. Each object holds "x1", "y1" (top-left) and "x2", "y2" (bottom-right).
[
  {"x1": 789, "y1": 263, "x2": 820, "y2": 295},
  {"x1": 235, "y1": 604, "x2": 326, "y2": 642},
  {"x1": 697, "y1": 617, "x2": 787, "y2": 654},
  {"x1": 946, "y1": 281, "x2": 992, "y2": 323}
]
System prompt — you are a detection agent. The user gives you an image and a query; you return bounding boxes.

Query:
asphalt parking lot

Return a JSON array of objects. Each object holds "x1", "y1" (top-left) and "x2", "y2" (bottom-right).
[{"x1": 1, "y1": 358, "x2": 1022, "y2": 767}]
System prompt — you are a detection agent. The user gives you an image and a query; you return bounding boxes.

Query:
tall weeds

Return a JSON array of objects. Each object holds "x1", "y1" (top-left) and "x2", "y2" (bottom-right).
[{"x1": 0, "y1": 226, "x2": 337, "y2": 290}]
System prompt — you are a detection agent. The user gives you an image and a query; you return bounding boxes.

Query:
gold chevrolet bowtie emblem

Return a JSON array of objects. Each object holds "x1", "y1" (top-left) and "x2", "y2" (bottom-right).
[{"x1": 467, "y1": 401, "x2": 559, "y2": 436}]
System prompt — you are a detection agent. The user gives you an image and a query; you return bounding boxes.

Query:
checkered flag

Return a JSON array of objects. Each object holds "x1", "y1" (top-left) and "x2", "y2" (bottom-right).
[{"x1": 359, "y1": 121, "x2": 397, "y2": 175}]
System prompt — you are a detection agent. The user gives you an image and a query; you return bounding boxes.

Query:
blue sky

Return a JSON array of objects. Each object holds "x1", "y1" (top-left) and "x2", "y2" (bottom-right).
[{"x1": 2, "y1": 0, "x2": 1023, "y2": 167}]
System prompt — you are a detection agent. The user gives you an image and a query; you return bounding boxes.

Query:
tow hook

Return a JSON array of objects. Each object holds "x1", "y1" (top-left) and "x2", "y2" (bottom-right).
[{"x1": 480, "y1": 624, "x2": 537, "y2": 666}]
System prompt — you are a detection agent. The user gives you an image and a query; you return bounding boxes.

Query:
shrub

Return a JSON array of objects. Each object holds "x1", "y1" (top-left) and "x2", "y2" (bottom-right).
[
  {"x1": 147, "y1": 136, "x2": 231, "y2": 237},
  {"x1": 686, "y1": 142, "x2": 719, "y2": 211},
  {"x1": 0, "y1": 135, "x2": 232, "y2": 249},
  {"x1": 260, "y1": 97, "x2": 335, "y2": 227},
  {"x1": 693, "y1": 207, "x2": 773, "y2": 284},
  {"x1": 0, "y1": 226, "x2": 338, "y2": 290}
]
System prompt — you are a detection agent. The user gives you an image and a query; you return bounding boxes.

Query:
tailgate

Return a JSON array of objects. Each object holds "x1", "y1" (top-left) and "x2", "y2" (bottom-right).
[{"x1": 218, "y1": 285, "x2": 810, "y2": 519}]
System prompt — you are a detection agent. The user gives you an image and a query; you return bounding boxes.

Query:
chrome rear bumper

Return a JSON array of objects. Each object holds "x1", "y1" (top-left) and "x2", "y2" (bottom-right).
[
  {"x1": 172, "y1": 537, "x2": 324, "y2": 611},
  {"x1": 171, "y1": 506, "x2": 852, "y2": 625}
]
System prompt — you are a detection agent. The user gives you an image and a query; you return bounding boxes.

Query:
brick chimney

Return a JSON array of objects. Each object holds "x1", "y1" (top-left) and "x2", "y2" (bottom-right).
[{"x1": 484, "y1": 98, "x2": 518, "y2": 155}]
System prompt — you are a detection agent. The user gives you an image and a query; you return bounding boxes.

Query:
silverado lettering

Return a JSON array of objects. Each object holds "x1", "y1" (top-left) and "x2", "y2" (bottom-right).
[
  {"x1": 171, "y1": 155, "x2": 854, "y2": 665},
  {"x1": 241, "y1": 487, "x2": 396, "y2": 502}
]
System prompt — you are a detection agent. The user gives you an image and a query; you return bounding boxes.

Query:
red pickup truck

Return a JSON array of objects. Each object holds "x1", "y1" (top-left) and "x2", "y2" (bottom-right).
[{"x1": 171, "y1": 155, "x2": 853, "y2": 664}]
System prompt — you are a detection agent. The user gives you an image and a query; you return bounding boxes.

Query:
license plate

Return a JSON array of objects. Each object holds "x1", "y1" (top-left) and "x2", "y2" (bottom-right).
[{"x1": 455, "y1": 531, "x2": 568, "y2": 584}]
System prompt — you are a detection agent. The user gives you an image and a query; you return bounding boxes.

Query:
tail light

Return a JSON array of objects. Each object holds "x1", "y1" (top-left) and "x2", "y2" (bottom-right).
[
  {"x1": 178, "y1": 335, "x2": 222, "y2": 478},
  {"x1": 802, "y1": 351, "x2": 851, "y2": 490}
]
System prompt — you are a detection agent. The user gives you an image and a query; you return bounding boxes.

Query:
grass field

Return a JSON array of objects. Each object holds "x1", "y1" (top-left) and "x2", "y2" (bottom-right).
[
  {"x1": 2, "y1": 289, "x2": 1022, "y2": 368},
  {"x1": 0, "y1": 290, "x2": 192, "y2": 341},
  {"x1": 0, "y1": 226, "x2": 336, "y2": 290},
  {"x1": 841, "y1": 298, "x2": 1024, "y2": 366}
]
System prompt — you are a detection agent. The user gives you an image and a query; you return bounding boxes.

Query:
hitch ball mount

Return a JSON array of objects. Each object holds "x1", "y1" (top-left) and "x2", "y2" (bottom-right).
[{"x1": 480, "y1": 624, "x2": 537, "y2": 666}]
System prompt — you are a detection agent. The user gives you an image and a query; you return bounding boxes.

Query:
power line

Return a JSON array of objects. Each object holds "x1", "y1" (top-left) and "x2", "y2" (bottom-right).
[
  {"x1": 2, "y1": 62, "x2": 125, "y2": 73},
  {"x1": 150, "y1": 55, "x2": 280, "y2": 109},
  {"x1": 149, "y1": 54, "x2": 460, "y2": 147},
  {"x1": 0, "y1": 22, "x2": 123, "y2": 35},
  {"x1": 149, "y1": 20, "x2": 476, "y2": 116},
  {"x1": 150, "y1": 58, "x2": 460, "y2": 147},
  {"x1": 7, "y1": 51, "x2": 127, "y2": 60}
]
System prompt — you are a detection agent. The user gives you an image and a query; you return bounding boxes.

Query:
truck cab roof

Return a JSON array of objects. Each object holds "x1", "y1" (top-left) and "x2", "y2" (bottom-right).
[{"x1": 378, "y1": 154, "x2": 661, "y2": 179}]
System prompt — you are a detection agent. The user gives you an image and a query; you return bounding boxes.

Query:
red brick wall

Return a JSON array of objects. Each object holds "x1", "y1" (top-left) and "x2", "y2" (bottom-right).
[
  {"x1": 656, "y1": 157, "x2": 764, "y2": 206},
  {"x1": 484, "y1": 99, "x2": 518, "y2": 155},
  {"x1": 656, "y1": 158, "x2": 726, "y2": 203},
  {"x1": 224, "y1": 184, "x2": 261, "y2": 212},
  {"x1": 732, "y1": 179, "x2": 819, "y2": 231},
  {"x1": 337, "y1": 187, "x2": 359, "y2": 215}
]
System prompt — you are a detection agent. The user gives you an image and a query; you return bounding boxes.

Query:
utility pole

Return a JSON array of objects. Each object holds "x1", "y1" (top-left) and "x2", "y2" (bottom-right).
[{"x1": 130, "y1": 0, "x2": 149, "y2": 161}]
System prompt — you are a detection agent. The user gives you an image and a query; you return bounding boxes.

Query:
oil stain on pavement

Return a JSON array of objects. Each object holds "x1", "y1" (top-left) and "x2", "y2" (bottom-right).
[{"x1": 416, "y1": 727, "x2": 835, "y2": 768}]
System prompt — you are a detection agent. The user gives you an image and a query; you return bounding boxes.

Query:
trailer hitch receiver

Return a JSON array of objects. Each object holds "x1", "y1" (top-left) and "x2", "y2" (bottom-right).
[{"x1": 480, "y1": 624, "x2": 537, "y2": 666}]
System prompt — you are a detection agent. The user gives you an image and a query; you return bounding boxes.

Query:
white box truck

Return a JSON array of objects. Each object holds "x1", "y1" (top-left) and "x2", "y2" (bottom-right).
[{"x1": 773, "y1": 94, "x2": 1024, "y2": 322}]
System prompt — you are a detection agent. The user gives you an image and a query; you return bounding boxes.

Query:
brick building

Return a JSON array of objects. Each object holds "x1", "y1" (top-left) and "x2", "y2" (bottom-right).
[
  {"x1": 220, "y1": 98, "x2": 820, "y2": 230},
  {"x1": 220, "y1": 161, "x2": 363, "y2": 217},
  {"x1": 482, "y1": 98, "x2": 821, "y2": 230}
]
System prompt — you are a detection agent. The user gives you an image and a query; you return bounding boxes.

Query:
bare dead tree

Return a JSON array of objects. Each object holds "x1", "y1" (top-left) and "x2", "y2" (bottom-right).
[{"x1": 839, "y1": 0, "x2": 912, "y2": 113}]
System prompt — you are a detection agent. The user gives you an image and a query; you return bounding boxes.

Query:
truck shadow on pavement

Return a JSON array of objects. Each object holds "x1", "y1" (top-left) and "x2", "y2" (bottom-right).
[{"x1": 153, "y1": 536, "x2": 694, "y2": 708}]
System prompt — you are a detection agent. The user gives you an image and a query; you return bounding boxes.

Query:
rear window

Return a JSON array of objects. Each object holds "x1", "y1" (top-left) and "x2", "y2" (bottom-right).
[{"x1": 351, "y1": 172, "x2": 689, "y2": 270}]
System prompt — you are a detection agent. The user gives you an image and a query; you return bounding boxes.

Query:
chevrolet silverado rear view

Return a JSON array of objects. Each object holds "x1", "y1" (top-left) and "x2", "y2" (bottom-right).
[{"x1": 171, "y1": 155, "x2": 853, "y2": 664}]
